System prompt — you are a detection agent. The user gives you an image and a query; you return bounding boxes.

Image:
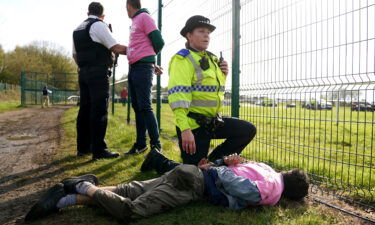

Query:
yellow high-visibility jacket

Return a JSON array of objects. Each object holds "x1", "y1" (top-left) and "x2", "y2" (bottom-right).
[{"x1": 168, "y1": 48, "x2": 226, "y2": 132}]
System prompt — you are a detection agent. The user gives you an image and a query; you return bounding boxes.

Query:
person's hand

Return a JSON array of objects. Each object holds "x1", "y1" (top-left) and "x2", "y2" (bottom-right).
[
  {"x1": 181, "y1": 129, "x2": 196, "y2": 155},
  {"x1": 198, "y1": 158, "x2": 209, "y2": 167},
  {"x1": 219, "y1": 60, "x2": 228, "y2": 76},
  {"x1": 198, "y1": 162, "x2": 214, "y2": 170},
  {"x1": 110, "y1": 44, "x2": 127, "y2": 55},
  {"x1": 154, "y1": 65, "x2": 163, "y2": 76},
  {"x1": 224, "y1": 153, "x2": 243, "y2": 166}
]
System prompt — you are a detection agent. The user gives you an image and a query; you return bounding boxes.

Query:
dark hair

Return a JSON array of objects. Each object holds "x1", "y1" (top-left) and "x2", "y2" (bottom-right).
[
  {"x1": 127, "y1": 0, "x2": 141, "y2": 9},
  {"x1": 281, "y1": 168, "x2": 309, "y2": 200},
  {"x1": 88, "y1": 2, "x2": 104, "y2": 16}
]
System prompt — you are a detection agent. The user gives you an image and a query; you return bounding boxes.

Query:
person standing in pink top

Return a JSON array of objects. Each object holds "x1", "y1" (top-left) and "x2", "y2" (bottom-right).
[{"x1": 124, "y1": 0, "x2": 165, "y2": 155}]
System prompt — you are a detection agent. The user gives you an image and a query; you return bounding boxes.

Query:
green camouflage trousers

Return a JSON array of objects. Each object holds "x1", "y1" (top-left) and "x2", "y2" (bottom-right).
[{"x1": 92, "y1": 164, "x2": 205, "y2": 220}]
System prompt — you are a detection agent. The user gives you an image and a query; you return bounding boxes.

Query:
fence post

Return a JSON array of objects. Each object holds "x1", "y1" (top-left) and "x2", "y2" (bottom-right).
[
  {"x1": 21, "y1": 71, "x2": 26, "y2": 106},
  {"x1": 127, "y1": 90, "x2": 131, "y2": 124},
  {"x1": 156, "y1": 0, "x2": 163, "y2": 131},
  {"x1": 112, "y1": 67, "x2": 116, "y2": 115},
  {"x1": 231, "y1": 0, "x2": 241, "y2": 118}
]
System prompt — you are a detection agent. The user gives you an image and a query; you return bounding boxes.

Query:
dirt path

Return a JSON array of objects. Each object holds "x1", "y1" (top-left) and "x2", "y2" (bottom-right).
[{"x1": 0, "y1": 106, "x2": 70, "y2": 225}]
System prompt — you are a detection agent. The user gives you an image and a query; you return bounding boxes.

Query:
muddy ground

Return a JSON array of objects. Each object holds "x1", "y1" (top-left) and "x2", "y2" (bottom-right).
[{"x1": 0, "y1": 106, "x2": 69, "y2": 225}]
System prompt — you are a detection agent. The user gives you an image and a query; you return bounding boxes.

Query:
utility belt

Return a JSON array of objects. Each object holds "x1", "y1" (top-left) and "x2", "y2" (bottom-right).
[
  {"x1": 187, "y1": 112, "x2": 224, "y2": 134},
  {"x1": 79, "y1": 65, "x2": 112, "y2": 77},
  {"x1": 130, "y1": 61, "x2": 155, "y2": 67}
]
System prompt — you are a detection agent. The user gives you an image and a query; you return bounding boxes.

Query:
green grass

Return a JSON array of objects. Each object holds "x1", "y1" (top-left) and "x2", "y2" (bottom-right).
[
  {"x1": 40, "y1": 104, "x2": 349, "y2": 225},
  {"x1": 230, "y1": 104, "x2": 375, "y2": 200},
  {"x1": 0, "y1": 89, "x2": 22, "y2": 113},
  {"x1": 0, "y1": 100, "x2": 22, "y2": 113}
]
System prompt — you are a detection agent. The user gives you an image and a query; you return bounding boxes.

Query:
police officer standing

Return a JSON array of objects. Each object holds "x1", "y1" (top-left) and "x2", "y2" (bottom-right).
[
  {"x1": 168, "y1": 15, "x2": 257, "y2": 165},
  {"x1": 73, "y1": 2, "x2": 127, "y2": 159}
]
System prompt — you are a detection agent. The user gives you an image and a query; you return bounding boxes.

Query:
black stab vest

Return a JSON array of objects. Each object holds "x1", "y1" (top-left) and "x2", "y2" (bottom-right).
[{"x1": 73, "y1": 18, "x2": 114, "y2": 67}]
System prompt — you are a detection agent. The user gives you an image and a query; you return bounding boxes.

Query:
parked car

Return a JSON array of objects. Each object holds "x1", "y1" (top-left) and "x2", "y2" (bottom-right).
[
  {"x1": 152, "y1": 95, "x2": 168, "y2": 104},
  {"x1": 67, "y1": 95, "x2": 80, "y2": 105},
  {"x1": 351, "y1": 102, "x2": 375, "y2": 111},
  {"x1": 286, "y1": 103, "x2": 296, "y2": 108},
  {"x1": 262, "y1": 100, "x2": 277, "y2": 107},
  {"x1": 303, "y1": 100, "x2": 332, "y2": 110},
  {"x1": 319, "y1": 99, "x2": 333, "y2": 110}
]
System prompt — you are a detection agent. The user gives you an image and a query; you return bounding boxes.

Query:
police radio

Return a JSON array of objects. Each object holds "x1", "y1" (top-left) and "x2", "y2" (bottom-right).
[
  {"x1": 108, "y1": 23, "x2": 119, "y2": 67},
  {"x1": 218, "y1": 51, "x2": 224, "y2": 67}
]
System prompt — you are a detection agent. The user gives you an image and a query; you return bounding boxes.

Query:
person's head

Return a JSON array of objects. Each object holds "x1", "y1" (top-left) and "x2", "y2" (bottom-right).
[
  {"x1": 43, "y1": 86, "x2": 47, "y2": 90},
  {"x1": 126, "y1": 0, "x2": 141, "y2": 18},
  {"x1": 88, "y1": 2, "x2": 104, "y2": 19},
  {"x1": 180, "y1": 15, "x2": 216, "y2": 51},
  {"x1": 281, "y1": 168, "x2": 309, "y2": 200}
]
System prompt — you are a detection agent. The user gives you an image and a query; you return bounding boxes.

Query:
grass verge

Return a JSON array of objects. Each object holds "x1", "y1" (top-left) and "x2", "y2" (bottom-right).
[
  {"x1": 35, "y1": 104, "x2": 350, "y2": 225},
  {"x1": 0, "y1": 90, "x2": 22, "y2": 113}
]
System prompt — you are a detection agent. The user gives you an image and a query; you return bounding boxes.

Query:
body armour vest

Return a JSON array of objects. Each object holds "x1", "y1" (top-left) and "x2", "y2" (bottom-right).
[{"x1": 73, "y1": 18, "x2": 114, "y2": 67}]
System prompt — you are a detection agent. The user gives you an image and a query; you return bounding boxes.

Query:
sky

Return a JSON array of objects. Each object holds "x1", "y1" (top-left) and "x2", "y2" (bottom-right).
[
  {"x1": 0, "y1": 0, "x2": 158, "y2": 81},
  {"x1": 0, "y1": 0, "x2": 374, "y2": 102}
]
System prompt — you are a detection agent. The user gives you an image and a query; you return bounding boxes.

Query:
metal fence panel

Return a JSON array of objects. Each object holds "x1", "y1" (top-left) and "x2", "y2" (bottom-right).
[
  {"x1": 20, "y1": 71, "x2": 79, "y2": 106},
  {"x1": 0, "y1": 82, "x2": 20, "y2": 91},
  {"x1": 157, "y1": 0, "x2": 375, "y2": 207}
]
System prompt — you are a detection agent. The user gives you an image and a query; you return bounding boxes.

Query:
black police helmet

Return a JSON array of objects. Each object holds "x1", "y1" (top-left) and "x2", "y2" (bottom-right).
[{"x1": 180, "y1": 15, "x2": 216, "y2": 37}]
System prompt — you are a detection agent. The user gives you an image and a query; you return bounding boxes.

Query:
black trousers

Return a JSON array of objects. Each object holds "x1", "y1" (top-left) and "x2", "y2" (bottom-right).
[
  {"x1": 76, "y1": 66, "x2": 110, "y2": 156},
  {"x1": 176, "y1": 117, "x2": 257, "y2": 165}
]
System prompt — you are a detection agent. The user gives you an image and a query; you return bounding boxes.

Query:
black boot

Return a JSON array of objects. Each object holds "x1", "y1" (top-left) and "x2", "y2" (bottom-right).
[{"x1": 141, "y1": 148, "x2": 180, "y2": 174}]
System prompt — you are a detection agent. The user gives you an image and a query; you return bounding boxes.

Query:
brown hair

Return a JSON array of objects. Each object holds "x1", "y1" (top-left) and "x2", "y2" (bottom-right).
[
  {"x1": 281, "y1": 168, "x2": 309, "y2": 200},
  {"x1": 126, "y1": 0, "x2": 141, "y2": 9}
]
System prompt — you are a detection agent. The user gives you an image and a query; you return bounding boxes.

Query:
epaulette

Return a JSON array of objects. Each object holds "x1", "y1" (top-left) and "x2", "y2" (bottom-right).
[{"x1": 176, "y1": 49, "x2": 190, "y2": 57}]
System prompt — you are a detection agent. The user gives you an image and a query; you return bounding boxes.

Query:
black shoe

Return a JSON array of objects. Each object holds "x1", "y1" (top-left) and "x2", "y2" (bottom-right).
[
  {"x1": 25, "y1": 183, "x2": 66, "y2": 222},
  {"x1": 151, "y1": 144, "x2": 162, "y2": 153},
  {"x1": 93, "y1": 149, "x2": 120, "y2": 160},
  {"x1": 140, "y1": 148, "x2": 160, "y2": 172},
  {"x1": 61, "y1": 174, "x2": 99, "y2": 194},
  {"x1": 124, "y1": 144, "x2": 147, "y2": 155}
]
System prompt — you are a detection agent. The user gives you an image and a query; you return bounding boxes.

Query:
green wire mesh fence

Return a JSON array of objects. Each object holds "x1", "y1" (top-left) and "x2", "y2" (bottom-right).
[
  {"x1": 149, "y1": 0, "x2": 375, "y2": 208},
  {"x1": 21, "y1": 71, "x2": 79, "y2": 106}
]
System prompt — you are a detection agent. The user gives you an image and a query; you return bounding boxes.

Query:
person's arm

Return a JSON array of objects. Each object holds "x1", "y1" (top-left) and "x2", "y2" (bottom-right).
[
  {"x1": 168, "y1": 55, "x2": 196, "y2": 154},
  {"x1": 223, "y1": 154, "x2": 245, "y2": 166},
  {"x1": 109, "y1": 44, "x2": 127, "y2": 55},
  {"x1": 142, "y1": 13, "x2": 165, "y2": 54},
  {"x1": 90, "y1": 22, "x2": 127, "y2": 55},
  {"x1": 198, "y1": 158, "x2": 214, "y2": 170},
  {"x1": 215, "y1": 167, "x2": 262, "y2": 205},
  {"x1": 148, "y1": 30, "x2": 165, "y2": 54},
  {"x1": 213, "y1": 154, "x2": 245, "y2": 166}
]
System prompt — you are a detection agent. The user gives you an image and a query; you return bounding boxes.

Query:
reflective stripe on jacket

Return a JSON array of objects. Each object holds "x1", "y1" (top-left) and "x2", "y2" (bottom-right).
[{"x1": 168, "y1": 49, "x2": 226, "y2": 131}]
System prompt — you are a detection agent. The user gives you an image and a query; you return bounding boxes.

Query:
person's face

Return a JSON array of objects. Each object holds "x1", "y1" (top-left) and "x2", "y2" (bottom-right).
[{"x1": 186, "y1": 27, "x2": 211, "y2": 51}]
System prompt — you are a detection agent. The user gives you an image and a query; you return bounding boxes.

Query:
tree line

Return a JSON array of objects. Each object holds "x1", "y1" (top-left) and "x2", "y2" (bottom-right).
[{"x1": 0, "y1": 41, "x2": 77, "y2": 86}]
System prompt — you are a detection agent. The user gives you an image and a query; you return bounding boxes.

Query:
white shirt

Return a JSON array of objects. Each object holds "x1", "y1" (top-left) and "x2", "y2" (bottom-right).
[{"x1": 72, "y1": 15, "x2": 118, "y2": 54}]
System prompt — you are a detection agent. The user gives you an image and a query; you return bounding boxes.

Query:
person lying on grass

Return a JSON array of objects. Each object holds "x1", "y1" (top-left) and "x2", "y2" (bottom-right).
[{"x1": 25, "y1": 150, "x2": 309, "y2": 222}]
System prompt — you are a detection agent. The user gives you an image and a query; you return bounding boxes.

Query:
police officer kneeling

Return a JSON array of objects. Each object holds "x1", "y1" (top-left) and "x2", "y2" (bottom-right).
[
  {"x1": 168, "y1": 15, "x2": 257, "y2": 165},
  {"x1": 73, "y1": 2, "x2": 127, "y2": 160}
]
